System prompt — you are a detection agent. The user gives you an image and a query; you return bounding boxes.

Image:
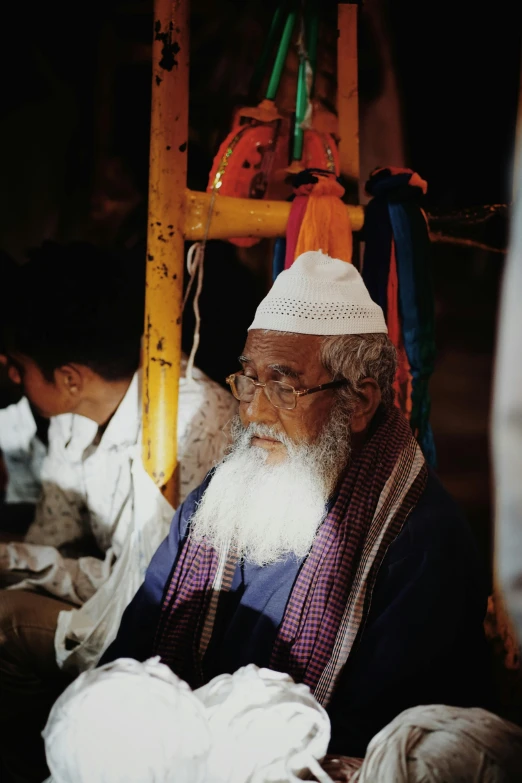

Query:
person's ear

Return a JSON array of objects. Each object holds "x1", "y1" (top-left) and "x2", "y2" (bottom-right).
[
  {"x1": 54, "y1": 365, "x2": 84, "y2": 398},
  {"x1": 350, "y1": 378, "x2": 382, "y2": 434},
  {"x1": 2, "y1": 355, "x2": 22, "y2": 385}
]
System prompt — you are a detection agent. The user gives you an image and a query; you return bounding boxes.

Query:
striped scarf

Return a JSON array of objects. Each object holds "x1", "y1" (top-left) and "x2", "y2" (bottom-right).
[{"x1": 154, "y1": 407, "x2": 427, "y2": 706}]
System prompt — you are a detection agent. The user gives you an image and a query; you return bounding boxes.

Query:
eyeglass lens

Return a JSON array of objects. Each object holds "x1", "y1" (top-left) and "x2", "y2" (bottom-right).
[{"x1": 234, "y1": 375, "x2": 297, "y2": 410}]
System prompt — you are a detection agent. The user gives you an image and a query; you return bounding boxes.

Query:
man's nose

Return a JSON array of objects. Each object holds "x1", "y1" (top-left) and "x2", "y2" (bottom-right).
[{"x1": 241, "y1": 386, "x2": 279, "y2": 426}]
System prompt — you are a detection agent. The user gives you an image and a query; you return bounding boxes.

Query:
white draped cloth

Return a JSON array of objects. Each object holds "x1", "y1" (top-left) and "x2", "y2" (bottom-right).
[
  {"x1": 492, "y1": 142, "x2": 522, "y2": 644},
  {"x1": 43, "y1": 657, "x2": 211, "y2": 783},
  {"x1": 195, "y1": 664, "x2": 332, "y2": 783},
  {"x1": 43, "y1": 660, "x2": 333, "y2": 783},
  {"x1": 353, "y1": 704, "x2": 522, "y2": 783}
]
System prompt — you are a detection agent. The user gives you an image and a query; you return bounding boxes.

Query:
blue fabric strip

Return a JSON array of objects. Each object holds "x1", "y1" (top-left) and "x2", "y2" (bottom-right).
[
  {"x1": 389, "y1": 202, "x2": 436, "y2": 466},
  {"x1": 272, "y1": 237, "x2": 286, "y2": 281}
]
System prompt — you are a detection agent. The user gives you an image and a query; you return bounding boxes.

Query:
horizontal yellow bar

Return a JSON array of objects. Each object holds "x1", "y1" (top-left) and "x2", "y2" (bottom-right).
[{"x1": 183, "y1": 189, "x2": 365, "y2": 240}]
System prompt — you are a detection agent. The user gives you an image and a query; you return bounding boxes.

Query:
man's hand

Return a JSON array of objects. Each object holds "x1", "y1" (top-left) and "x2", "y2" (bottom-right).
[{"x1": 320, "y1": 755, "x2": 364, "y2": 782}]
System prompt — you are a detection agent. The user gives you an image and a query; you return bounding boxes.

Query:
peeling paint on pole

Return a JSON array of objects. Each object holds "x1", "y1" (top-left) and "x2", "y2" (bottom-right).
[
  {"x1": 142, "y1": 0, "x2": 189, "y2": 506},
  {"x1": 154, "y1": 19, "x2": 181, "y2": 71}
]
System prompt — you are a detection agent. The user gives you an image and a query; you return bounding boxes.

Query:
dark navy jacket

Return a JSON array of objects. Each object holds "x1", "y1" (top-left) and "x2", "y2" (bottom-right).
[{"x1": 102, "y1": 469, "x2": 491, "y2": 757}]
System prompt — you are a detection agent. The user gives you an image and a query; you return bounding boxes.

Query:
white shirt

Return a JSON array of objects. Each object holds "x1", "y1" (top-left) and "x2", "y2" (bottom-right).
[
  {"x1": 0, "y1": 363, "x2": 237, "y2": 671},
  {"x1": 0, "y1": 396, "x2": 46, "y2": 504}
]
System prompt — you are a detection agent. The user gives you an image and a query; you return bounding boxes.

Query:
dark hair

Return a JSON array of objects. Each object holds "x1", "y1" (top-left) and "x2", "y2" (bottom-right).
[{"x1": 6, "y1": 242, "x2": 145, "y2": 382}]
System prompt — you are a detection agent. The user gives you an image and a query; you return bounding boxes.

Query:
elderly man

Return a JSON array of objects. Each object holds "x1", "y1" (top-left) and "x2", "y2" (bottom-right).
[{"x1": 103, "y1": 251, "x2": 490, "y2": 757}]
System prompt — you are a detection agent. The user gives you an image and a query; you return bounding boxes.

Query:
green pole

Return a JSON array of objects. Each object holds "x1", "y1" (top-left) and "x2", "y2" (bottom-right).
[
  {"x1": 249, "y1": 2, "x2": 288, "y2": 100},
  {"x1": 265, "y1": 8, "x2": 297, "y2": 101},
  {"x1": 293, "y1": 54, "x2": 308, "y2": 161}
]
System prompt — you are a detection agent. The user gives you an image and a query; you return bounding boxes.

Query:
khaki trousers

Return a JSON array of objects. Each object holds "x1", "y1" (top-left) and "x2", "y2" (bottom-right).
[{"x1": 0, "y1": 590, "x2": 73, "y2": 783}]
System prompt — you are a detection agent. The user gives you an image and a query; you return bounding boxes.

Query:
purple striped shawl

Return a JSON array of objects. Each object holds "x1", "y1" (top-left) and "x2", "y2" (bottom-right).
[{"x1": 154, "y1": 407, "x2": 427, "y2": 703}]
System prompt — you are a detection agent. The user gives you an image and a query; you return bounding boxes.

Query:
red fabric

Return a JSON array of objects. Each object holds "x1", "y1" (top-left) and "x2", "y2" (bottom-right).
[
  {"x1": 387, "y1": 240, "x2": 413, "y2": 420},
  {"x1": 284, "y1": 184, "x2": 314, "y2": 269}
]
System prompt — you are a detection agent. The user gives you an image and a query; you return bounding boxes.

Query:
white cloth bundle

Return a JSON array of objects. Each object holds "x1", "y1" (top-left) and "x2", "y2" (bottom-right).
[
  {"x1": 353, "y1": 704, "x2": 522, "y2": 783},
  {"x1": 43, "y1": 657, "x2": 211, "y2": 783},
  {"x1": 43, "y1": 660, "x2": 332, "y2": 783},
  {"x1": 194, "y1": 664, "x2": 332, "y2": 783}
]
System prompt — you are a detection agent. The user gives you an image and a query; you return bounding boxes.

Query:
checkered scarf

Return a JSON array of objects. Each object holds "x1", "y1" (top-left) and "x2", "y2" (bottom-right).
[{"x1": 154, "y1": 407, "x2": 427, "y2": 705}]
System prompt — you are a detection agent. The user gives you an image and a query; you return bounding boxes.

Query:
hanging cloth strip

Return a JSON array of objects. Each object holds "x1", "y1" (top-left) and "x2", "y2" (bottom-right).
[
  {"x1": 362, "y1": 167, "x2": 436, "y2": 466},
  {"x1": 387, "y1": 241, "x2": 413, "y2": 420},
  {"x1": 280, "y1": 168, "x2": 352, "y2": 275},
  {"x1": 272, "y1": 236, "x2": 287, "y2": 281},
  {"x1": 295, "y1": 173, "x2": 352, "y2": 262},
  {"x1": 284, "y1": 180, "x2": 315, "y2": 268}
]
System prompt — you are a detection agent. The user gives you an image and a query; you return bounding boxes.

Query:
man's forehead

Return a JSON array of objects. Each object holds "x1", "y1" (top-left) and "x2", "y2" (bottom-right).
[{"x1": 242, "y1": 330, "x2": 324, "y2": 370}]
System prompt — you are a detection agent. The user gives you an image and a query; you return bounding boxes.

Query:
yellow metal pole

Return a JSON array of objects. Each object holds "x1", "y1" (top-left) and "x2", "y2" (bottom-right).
[
  {"x1": 143, "y1": 0, "x2": 189, "y2": 505},
  {"x1": 184, "y1": 190, "x2": 365, "y2": 240},
  {"x1": 337, "y1": 2, "x2": 360, "y2": 202}
]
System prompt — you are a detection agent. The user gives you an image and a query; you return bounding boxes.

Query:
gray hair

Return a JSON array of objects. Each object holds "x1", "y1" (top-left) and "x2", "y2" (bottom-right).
[{"x1": 320, "y1": 333, "x2": 398, "y2": 410}]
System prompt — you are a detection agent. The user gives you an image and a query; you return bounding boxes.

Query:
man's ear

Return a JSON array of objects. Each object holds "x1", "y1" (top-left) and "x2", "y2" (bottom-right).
[
  {"x1": 54, "y1": 365, "x2": 85, "y2": 397},
  {"x1": 350, "y1": 378, "x2": 382, "y2": 434}
]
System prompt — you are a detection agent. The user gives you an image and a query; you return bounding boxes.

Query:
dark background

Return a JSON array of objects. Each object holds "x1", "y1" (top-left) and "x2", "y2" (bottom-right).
[{"x1": 0, "y1": 0, "x2": 520, "y2": 572}]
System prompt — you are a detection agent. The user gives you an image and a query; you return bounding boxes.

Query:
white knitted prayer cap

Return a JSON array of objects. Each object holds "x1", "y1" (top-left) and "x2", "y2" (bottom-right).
[{"x1": 249, "y1": 250, "x2": 387, "y2": 336}]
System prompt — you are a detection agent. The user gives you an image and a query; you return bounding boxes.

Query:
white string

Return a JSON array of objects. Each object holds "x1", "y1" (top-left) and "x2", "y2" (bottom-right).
[
  {"x1": 182, "y1": 241, "x2": 201, "y2": 313},
  {"x1": 184, "y1": 242, "x2": 204, "y2": 383},
  {"x1": 183, "y1": 188, "x2": 217, "y2": 382}
]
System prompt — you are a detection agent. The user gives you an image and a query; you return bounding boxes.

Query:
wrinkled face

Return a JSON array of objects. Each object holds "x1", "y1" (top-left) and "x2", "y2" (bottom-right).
[
  {"x1": 0, "y1": 351, "x2": 72, "y2": 418},
  {"x1": 238, "y1": 330, "x2": 338, "y2": 462}
]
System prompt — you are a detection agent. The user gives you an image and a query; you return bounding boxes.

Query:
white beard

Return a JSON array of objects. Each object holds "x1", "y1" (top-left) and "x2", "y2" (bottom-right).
[{"x1": 188, "y1": 408, "x2": 351, "y2": 566}]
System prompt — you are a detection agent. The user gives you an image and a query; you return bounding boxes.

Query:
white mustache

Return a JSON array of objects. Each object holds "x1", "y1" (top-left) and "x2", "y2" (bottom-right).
[
  {"x1": 247, "y1": 423, "x2": 285, "y2": 443},
  {"x1": 235, "y1": 421, "x2": 306, "y2": 452}
]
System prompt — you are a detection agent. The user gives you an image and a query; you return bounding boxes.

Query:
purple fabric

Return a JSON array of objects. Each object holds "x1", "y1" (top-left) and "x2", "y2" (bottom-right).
[
  {"x1": 154, "y1": 407, "x2": 427, "y2": 690},
  {"x1": 271, "y1": 407, "x2": 426, "y2": 691}
]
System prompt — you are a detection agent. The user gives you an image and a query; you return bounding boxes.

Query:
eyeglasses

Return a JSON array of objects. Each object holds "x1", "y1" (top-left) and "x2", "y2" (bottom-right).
[{"x1": 226, "y1": 372, "x2": 348, "y2": 411}]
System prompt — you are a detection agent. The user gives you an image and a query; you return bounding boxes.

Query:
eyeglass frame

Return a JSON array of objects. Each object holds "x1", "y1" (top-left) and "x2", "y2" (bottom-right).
[{"x1": 226, "y1": 371, "x2": 349, "y2": 411}]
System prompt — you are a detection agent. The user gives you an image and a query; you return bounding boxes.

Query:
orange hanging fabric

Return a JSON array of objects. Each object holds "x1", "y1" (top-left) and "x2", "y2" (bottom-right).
[{"x1": 294, "y1": 174, "x2": 352, "y2": 263}]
